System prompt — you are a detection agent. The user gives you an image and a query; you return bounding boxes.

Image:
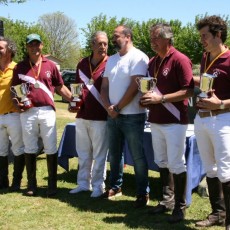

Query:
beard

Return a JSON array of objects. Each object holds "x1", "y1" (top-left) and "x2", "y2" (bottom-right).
[{"x1": 112, "y1": 41, "x2": 121, "y2": 52}]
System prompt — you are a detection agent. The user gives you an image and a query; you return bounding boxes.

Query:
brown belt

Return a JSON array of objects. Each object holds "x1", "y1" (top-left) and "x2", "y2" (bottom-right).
[{"x1": 198, "y1": 109, "x2": 230, "y2": 118}]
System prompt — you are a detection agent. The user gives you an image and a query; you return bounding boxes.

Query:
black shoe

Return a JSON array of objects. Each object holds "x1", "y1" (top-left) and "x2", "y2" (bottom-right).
[
  {"x1": 148, "y1": 204, "x2": 167, "y2": 215},
  {"x1": 134, "y1": 194, "x2": 149, "y2": 208},
  {"x1": 168, "y1": 209, "x2": 185, "y2": 224}
]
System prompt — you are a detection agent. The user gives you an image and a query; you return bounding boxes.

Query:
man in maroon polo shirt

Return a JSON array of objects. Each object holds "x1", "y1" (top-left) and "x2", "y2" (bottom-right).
[
  {"x1": 194, "y1": 15, "x2": 230, "y2": 229},
  {"x1": 12, "y1": 33, "x2": 72, "y2": 197},
  {"x1": 140, "y1": 23, "x2": 194, "y2": 223},
  {"x1": 69, "y1": 31, "x2": 109, "y2": 198}
]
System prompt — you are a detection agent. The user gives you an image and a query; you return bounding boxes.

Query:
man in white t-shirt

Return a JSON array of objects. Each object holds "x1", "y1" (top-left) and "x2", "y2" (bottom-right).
[{"x1": 100, "y1": 25, "x2": 150, "y2": 208}]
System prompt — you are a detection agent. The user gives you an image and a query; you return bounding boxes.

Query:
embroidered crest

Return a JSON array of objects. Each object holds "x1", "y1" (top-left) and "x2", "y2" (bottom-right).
[
  {"x1": 213, "y1": 69, "x2": 220, "y2": 77},
  {"x1": 45, "y1": 71, "x2": 51, "y2": 78},
  {"x1": 162, "y1": 68, "x2": 170, "y2": 77}
]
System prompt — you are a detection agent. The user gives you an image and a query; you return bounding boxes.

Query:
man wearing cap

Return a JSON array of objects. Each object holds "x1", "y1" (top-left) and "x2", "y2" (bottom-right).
[
  {"x1": 0, "y1": 36, "x2": 25, "y2": 191},
  {"x1": 11, "y1": 33, "x2": 73, "y2": 196}
]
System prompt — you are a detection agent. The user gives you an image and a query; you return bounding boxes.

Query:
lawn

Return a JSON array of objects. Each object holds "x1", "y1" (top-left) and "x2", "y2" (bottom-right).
[{"x1": 0, "y1": 95, "x2": 223, "y2": 230}]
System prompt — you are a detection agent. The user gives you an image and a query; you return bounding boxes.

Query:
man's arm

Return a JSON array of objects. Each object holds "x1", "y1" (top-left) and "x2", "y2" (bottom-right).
[
  {"x1": 55, "y1": 84, "x2": 72, "y2": 102},
  {"x1": 115, "y1": 75, "x2": 139, "y2": 111}
]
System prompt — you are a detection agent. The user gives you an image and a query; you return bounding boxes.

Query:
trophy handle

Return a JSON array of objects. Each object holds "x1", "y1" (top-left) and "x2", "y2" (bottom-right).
[{"x1": 135, "y1": 77, "x2": 141, "y2": 90}]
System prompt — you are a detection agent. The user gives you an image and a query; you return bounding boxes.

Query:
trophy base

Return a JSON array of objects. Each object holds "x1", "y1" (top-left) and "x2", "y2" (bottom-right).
[
  {"x1": 69, "y1": 100, "x2": 83, "y2": 112},
  {"x1": 22, "y1": 100, "x2": 33, "y2": 110}
]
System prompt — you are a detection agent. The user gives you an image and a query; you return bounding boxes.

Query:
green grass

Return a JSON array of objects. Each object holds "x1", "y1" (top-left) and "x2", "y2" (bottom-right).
[{"x1": 0, "y1": 94, "x2": 223, "y2": 230}]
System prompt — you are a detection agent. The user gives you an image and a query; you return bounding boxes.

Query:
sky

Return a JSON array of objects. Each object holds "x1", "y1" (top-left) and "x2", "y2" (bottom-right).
[{"x1": 1, "y1": 0, "x2": 230, "y2": 46}]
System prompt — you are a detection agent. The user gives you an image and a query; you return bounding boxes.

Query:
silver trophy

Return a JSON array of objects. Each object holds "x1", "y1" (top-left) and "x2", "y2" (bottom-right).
[
  {"x1": 198, "y1": 73, "x2": 216, "y2": 98},
  {"x1": 10, "y1": 83, "x2": 33, "y2": 109},
  {"x1": 136, "y1": 77, "x2": 157, "y2": 93},
  {"x1": 69, "y1": 83, "x2": 83, "y2": 112}
]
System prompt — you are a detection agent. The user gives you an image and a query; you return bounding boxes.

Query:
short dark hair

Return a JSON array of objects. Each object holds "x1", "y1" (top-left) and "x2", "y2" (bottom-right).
[
  {"x1": 0, "y1": 36, "x2": 17, "y2": 58},
  {"x1": 196, "y1": 15, "x2": 227, "y2": 43}
]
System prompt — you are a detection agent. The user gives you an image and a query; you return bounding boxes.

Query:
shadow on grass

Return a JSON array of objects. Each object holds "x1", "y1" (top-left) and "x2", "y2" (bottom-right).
[{"x1": 44, "y1": 170, "x2": 198, "y2": 230}]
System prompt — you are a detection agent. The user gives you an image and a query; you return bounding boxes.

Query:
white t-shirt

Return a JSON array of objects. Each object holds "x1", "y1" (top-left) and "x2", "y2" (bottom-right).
[{"x1": 104, "y1": 47, "x2": 149, "y2": 114}]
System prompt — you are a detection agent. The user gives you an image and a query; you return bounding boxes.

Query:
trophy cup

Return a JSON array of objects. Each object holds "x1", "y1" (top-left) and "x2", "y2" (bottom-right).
[
  {"x1": 10, "y1": 83, "x2": 33, "y2": 110},
  {"x1": 69, "y1": 83, "x2": 83, "y2": 112},
  {"x1": 136, "y1": 77, "x2": 157, "y2": 93},
  {"x1": 197, "y1": 73, "x2": 216, "y2": 99}
]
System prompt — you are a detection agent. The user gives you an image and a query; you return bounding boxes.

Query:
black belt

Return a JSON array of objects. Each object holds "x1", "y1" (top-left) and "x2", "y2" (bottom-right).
[
  {"x1": 198, "y1": 109, "x2": 230, "y2": 118},
  {"x1": 2, "y1": 111, "x2": 14, "y2": 115}
]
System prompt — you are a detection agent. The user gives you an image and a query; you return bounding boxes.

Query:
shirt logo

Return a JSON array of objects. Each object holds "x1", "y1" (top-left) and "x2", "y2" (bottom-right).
[
  {"x1": 162, "y1": 68, "x2": 170, "y2": 77},
  {"x1": 45, "y1": 71, "x2": 51, "y2": 78},
  {"x1": 213, "y1": 69, "x2": 220, "y2": 77}
]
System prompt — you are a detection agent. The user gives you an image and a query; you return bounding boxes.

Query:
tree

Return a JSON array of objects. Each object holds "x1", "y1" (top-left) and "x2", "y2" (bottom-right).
[
  {"x1": 0, "y1": 0, "x2": 26, "y2": 4},
  {"x1": 1, "y1": 17, "x2": 49, "y2": 62},
  {"x1": 38, "y1": 12, "x2": 81, "y2": 69}
]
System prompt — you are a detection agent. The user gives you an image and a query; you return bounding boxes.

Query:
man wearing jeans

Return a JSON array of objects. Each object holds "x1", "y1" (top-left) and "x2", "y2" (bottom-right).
[{"x1": 100, "y1": 25, "x2": 149, "y2": 208}]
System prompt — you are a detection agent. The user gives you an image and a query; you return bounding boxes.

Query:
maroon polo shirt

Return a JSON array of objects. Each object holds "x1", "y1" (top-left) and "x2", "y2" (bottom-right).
[
  {"x1": 75, "y1": 56, "x2": 108, "y2": 121},
  {"x1": 12, "y1": 56, "x2": 63, "y2": 110},
  {"x1": 200, "y1": 50, "x2": 230, "y2": 100},
  {"x1": 148, "y1": 46, "x2": 194, "y2": 124}
]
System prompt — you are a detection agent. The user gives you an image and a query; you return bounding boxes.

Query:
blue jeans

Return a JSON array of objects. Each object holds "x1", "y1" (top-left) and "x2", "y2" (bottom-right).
[{"x1": 107, "y1": 113, "x2": 149, "y2": 195}]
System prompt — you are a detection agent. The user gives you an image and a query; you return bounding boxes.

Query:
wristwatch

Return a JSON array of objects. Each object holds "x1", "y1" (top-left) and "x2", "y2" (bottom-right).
[
  {"x1": 113, "y1": 105, "x2": 121, "y2": 113},
  {"x1": 220, "y1": 100, "x2": 225, "y2": 110},
  {"x1": 161, "y1": 95, "x2": 166, "y2": 104}
]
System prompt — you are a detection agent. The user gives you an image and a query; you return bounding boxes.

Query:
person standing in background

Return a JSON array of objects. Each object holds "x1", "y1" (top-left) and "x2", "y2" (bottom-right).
[
  {"x1": 0, "y1": 36, "x2": 25, "y2": 191},
  {"x1": 140, "y1": 23, "x2": 194, "y2": 223},
  {"x1": 69, "y1": 31, "x2": 109, "y2": 198},
  {"x1": 194, "y1": 15, "x2": 230, "y2": 229},
  {"x1": 101, "y1": 25, "x2": 150, "y2": 208},
  {"x1": 12, "y1": 34, "x2": 72, "y2": 197}
]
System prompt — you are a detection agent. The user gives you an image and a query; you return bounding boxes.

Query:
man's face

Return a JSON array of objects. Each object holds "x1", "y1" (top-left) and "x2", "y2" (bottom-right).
[
  {"x1": 0, "y1": 40, "x2": 10, "y2": 60},
  {"x1": 92, "y1": 34, "x2": 108, "y2": 57},
  {"x1": 112, "y1": 26, "x2": 128, "y2": 51},
  {"x1": 26, "y1": 40, "x2": 43, "y2": 57},
  {"x1": 199, "y1": 26, "x2": 219, "y2": 52},
  {"x1": 150, "y1": 28, "x2": 169, "y2": 53}
]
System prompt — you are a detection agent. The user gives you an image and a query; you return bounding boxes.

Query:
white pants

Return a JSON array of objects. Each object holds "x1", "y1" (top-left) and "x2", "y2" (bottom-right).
[
  {"x1": 150, "y1": 123, "x2": 187, "y2": 174},
  {"x1": 194, "y1": 113, "x2": 230, "y2": 183},
  {"x1": 20, "y1": 106, "x2": 57, "y2": 154},
  {"x1": 0, "y1": 112, "x2": 24, "y2": 156},
  {"x1": 75, "y1": 118, "x2": 108, "y2": 191}
]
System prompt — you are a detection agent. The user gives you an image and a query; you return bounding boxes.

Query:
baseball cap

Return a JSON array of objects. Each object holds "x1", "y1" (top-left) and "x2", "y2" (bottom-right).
[{"x1": 26, "y1": 34, "x2": 42, "y2": 44}]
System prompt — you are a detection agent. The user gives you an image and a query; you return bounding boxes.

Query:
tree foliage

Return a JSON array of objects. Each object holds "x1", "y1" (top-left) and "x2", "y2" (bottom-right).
[
  {"x1": 1, "y1": 17, "x2": 49, "y2": 62},
  {"x1": 0, "y1": 0, "x2": 26, "y2": 4},
  {"x1": 80, "y1": 14, "x2": 230, "y2": 64},
  {"x1": 38, "y1": 12, "x2": 81, "y2": 69}
]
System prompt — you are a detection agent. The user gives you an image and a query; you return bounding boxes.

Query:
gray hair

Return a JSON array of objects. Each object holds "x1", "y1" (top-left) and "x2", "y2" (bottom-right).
[
  {"x1": 90, "y1": 31, "x2": 108, "y2": 45},
  {"x1": 0, "y1": 36, "x2": 17, "y2": 58},
  {"x1": 150, "y1": 23, "x2": 174, "y2": 44}
]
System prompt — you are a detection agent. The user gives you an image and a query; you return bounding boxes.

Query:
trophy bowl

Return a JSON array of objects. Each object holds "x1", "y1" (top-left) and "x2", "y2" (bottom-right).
[
  {"x1": 70, "y1": 83, "x2": 83, "y2": 101},
  {"x1": 136, "y1": 77, "x2": 157, "y2": 93},
  {"x1": 10, "y1": 83, "x2": 33, "y2": 110},
  {"x1": 198, "y1": 73, "x2": 216, "y2": 98},
  {"x1": 69, "y1": 83, "x2": 83, "y2": 112}
]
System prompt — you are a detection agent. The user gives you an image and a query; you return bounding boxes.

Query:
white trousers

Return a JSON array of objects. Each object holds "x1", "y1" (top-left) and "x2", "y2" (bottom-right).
[
  {"x1": 20, "y1": 106, "x2": 57, "y2": 154},
  {"x1": 0, "y1": 112, "x2": 24, "y2": 156},
  {"x1": 150, "y1": 123, "x2": 187, "y2": 174},
  {"x1": 194, "y1": 113, "x2": 230, "y2": 183},
  {"x1": 75, "y1": 118, "x2": 108, "y2": 191}
]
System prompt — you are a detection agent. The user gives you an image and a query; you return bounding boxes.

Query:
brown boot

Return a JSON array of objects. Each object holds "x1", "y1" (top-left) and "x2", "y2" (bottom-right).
[
  {"x1": 46, "y1": 153, "x2": 57, "y2": 197},
  {"x1": 168, "y1": 172, "x2": 187, "y2": 224},
  {"x1": 25, "y1": 153, "x2": 37, "y2": 196},
  {"x1": 196, "y1": 177, "x2": 226, "y2": 227},
  {"x1": 223, "y1": 181, "x2": 230, "y2": 229},
  {"x1": 148, "y1": 168, "x2": 174, "y2": 214},
  {"x1": 10, "y1": 154, "x2": 25, "y2": 192},
  {"x1": 0, "y1": 156, "x2": 9, "y2": 189}
]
